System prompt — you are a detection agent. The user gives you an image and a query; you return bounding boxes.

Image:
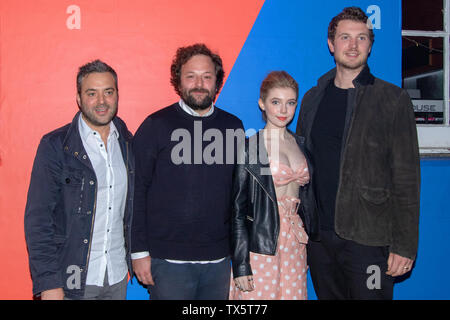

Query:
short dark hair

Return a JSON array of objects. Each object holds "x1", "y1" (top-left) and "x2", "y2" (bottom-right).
[
  {"x1": 328, "y1": 7, "x2": 375, "y2": 44},
  {"x1": 77, "y1": 59, "x2": 118, "y2": 94},
  {"x1": 170, "y1": 43, "x2": 225, "y2": 97}
]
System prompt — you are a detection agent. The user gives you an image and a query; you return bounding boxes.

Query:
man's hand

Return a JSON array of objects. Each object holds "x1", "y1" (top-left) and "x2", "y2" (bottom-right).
[
  {"x1": 386, "y1": 252, "x2": 414, "y2": 277},
  {"x1": 132, "y1": 256, "x2": 155, "y2": 285},
  {"x1": 41, "y1": 288, "x2": 64, "y2": 300}
]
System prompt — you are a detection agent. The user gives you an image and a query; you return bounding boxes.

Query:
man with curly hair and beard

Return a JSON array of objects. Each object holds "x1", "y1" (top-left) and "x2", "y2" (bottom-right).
[{"x1": 131, "y1": 43, "x2": 244, "y2": 300}]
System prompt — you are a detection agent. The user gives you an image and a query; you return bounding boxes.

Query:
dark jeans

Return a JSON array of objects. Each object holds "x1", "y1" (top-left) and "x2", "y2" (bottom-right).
[
  {"x1": 307, "y1": 230, "x2": 394, "y2": 300},
  {"x1": 148, "y1": 257, "x2": 231, "y2": 300}
]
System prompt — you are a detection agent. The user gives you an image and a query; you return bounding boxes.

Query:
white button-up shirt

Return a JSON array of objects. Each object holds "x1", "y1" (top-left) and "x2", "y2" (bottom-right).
[{"x1": 78, "y1": 115, "x2": 128, "y2": 286}]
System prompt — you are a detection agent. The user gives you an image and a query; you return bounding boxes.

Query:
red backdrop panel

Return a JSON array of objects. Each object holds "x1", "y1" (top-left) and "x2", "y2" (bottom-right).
[{"x1": 0, "y1": 0, "x2": 264, "y2": 299}]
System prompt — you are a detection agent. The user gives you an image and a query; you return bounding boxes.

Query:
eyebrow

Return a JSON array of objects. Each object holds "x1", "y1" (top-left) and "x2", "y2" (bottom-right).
[
  {"x1": 84, "y1": 87, "x2": 115, "y2": 92},
  {"x1": 184, "y1": 71, "x2": 214, "y2": 75},
  {"x1": 338, "y1": 32, "x2": 370, "y2": 37},
  {"x1": 270, "y1": 97, "x2": 297, "y2": 101}
]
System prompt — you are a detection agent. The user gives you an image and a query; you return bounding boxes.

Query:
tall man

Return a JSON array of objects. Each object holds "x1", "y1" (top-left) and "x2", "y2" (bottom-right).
[
  {"x1": 131, "y1": 43, "x2": 244, "y2": 300},
  {"x1": 24, "y1": 60, "x2": 134, "y2": 300},
  {"x1": 296, "y1": 7, "x2": 420, "y2": 299}
]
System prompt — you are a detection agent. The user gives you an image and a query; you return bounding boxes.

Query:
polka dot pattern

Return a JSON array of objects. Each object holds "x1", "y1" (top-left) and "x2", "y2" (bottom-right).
[{"x1": 230, "y1": 196, "x2": 308, "y2": 300}]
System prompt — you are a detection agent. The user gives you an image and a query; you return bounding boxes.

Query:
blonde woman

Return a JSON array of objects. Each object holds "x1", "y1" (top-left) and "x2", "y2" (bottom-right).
[{"x1": 230, "y1": 71, "x2": 315, "y2": 300}]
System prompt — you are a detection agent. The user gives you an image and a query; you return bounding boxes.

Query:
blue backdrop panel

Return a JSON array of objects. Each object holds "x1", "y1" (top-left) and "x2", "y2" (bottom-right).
[
  {"x1": 218, "y1": 0, "x2": 401, "y2": 133},
  {"x1": 393, "y1": 159, "x2": 450, "y2": 299}
]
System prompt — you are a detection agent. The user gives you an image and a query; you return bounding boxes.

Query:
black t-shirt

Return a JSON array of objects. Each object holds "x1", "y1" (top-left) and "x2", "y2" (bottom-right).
[{"x1": 310, "y1": 80, "x2": 348, "y2": 230}]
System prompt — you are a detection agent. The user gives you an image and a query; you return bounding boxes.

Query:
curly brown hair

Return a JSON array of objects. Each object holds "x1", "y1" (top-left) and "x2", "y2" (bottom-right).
[
  {"x1": 328, "y1": 7, "x2": 375, "y2": 44},
  {"x1": 170, "y1": 43, "x2": 225, "y2": 97}
]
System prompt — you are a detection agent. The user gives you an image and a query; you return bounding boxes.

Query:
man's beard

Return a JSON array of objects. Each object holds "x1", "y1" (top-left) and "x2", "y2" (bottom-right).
[
  {"x1": 79, "y1": 102, "x2": 118, "y2": 127},
  {"x1": 335, "y1": 51, "x2": 369, "y2": 71},
  {"x1": 338, "y1": 60, "x2": 367, "y2": 70},
  {"x1": 182, "y1": 88, "x2": 215, "y2": 110}
]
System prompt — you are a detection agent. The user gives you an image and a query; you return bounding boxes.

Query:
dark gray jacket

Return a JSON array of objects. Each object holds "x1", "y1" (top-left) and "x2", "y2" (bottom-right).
[
  {"x1": 296, "y1": 65, "x2": 420, "y2": 260},
  {"x1": 24, "y1": 112, "x2": 134, "y2": 299}
]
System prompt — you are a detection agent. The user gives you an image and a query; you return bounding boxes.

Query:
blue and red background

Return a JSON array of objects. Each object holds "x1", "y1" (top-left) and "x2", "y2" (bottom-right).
[{"x1": 0, "y1": 0, "x2": 448, "y2": 299}]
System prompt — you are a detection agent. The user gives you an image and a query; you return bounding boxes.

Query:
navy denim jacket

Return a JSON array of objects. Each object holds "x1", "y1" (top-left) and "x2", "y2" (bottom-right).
[{"x1": 24, "y1": 112, "x2": 134, "y2": 299}]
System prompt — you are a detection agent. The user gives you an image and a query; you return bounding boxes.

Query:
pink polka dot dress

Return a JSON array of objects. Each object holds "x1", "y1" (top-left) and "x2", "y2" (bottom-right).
[{"x1": 230, "y1": 161, "x2": 309, "y2": 300}]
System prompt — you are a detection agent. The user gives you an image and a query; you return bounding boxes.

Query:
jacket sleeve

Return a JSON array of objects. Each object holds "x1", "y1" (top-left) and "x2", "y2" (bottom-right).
[
  {"x1": 389, "y1": 90, "x2": 421, "y2": 260},
  {"x1": 24, "y1": 137, "x2": 64, "y2": 296},
  {"x1": 231, "y1": 141, "x2": 253, "y2": 278},
  {"x1": 296, "y1": 90, "x2": 310, "y2": 136},
  {"x1": 131, "y1": 117, "x2": 158, "y2": 254}
]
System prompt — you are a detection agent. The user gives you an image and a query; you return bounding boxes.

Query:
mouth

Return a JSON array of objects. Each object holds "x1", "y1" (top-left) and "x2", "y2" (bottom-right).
[
  {"x1": 190, "y1": 89, "x2": 209, "y2": 95},
  {"x1": 94, "y1": 105, "x2": 109, "y2": 116},
  {"x1": 277, "y1": 116, "x2": 288, "y2": 121},
  {"x1": 345, "y1": 51, "x2": 359, "y2": 58}
]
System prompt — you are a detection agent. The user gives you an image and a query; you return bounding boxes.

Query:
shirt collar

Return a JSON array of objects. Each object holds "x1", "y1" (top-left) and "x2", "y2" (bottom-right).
[
  {"x1": 179, "y1": 99, "x2": 215, "y2": 117},
  {"x1": 78, "y1": 113, "x2": 119, "y2": 141}
]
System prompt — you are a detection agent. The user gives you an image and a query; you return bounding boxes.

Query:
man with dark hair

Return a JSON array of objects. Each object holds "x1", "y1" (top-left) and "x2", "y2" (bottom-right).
[
  {"x1": 296, "y1": 7, "x2": 420, "y2": 299},
  {"x1": 131, "y1": 43, "x2": 244, "y2": 300},
  {"x1": 24, "y1": 59, "x2": 134, "y2": 300}
]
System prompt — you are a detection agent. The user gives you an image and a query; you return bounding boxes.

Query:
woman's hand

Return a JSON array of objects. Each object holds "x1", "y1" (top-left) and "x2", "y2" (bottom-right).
[{"x1": 234, "y1": 275, "x2": 255, "y2": 292}]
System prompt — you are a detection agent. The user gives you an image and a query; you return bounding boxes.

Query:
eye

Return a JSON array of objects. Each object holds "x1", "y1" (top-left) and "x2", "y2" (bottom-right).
[
  {"x1": 288, "y1": 101, "x2": 297, "y2": 106},
  {"x1": 359, "y1": 35, "x2": 368, "y2": 41},
  {"x1": 105, "y1": 90, "x2": 114, "y2": 96},
  {"x1": 271, "y1": 99, "x2": 280, "y2": 105},
  {"x1": 87, "y1": 92, "x2": 96, "y2": 97}
]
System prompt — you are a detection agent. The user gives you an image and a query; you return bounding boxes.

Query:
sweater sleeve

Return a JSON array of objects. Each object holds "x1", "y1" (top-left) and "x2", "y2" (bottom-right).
[{"x1": 131, "y1": 116, "x2": 158, "y2": 254}]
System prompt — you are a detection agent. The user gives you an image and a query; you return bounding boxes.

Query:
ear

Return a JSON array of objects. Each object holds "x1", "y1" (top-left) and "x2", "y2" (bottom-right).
[
  {"x1": 76, "y1": 93, "x2": 81, "y2": 107},
  {"x1": 327, "y1": 38, "x2": 335, "y2": 54},
  {"x1": 258, "y1": 98, "x2": 265, "y2": 111}
]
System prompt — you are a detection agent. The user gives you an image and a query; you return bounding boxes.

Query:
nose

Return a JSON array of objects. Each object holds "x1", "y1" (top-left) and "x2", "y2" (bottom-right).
[
  {"x1": 97, "y1": 93, "x2": 105, "y2": 104},
  {"x1": 280, "y1": 103, "x2": 287, "y2": 114},
  {"x1": 349, "y1": 37, "x2": 357, "y2": 48},
  {"x1": 195, "y1": 75, "x2": 204, "y2": 88}
]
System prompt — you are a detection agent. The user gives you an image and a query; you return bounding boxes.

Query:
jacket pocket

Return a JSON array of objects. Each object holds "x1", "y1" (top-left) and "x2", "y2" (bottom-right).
[
  {"x1": 359, "y1": 186, "x2": 390, "y2": 205},
  {"x1": 61, "y1": 167, "x2": 85, "y2": 214},
  {"x1": 62, "y1": 167, "x2": 84, "y2": 187}
]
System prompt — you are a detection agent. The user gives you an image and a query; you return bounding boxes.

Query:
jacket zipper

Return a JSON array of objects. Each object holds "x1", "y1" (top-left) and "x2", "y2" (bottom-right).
[
  {"x1": 245, "y1": 168, "x2": 276, "y2": 203},
  {"x1": 244, "y1": 167, "x2": 279, "y2": 255},
  {"x1": 251, "y1": 177, "x2": 256, "y2": 203}
]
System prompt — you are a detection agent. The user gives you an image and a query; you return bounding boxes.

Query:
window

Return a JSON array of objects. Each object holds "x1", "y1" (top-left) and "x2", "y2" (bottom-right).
[{"x1": 402, "y1": 0, "x2": 450, "y2": 153}]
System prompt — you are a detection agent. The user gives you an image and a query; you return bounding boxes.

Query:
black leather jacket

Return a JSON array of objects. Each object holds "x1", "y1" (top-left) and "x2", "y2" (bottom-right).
[{"x1": 231, "y1": 131, "x2": 317, "y2": 278}]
